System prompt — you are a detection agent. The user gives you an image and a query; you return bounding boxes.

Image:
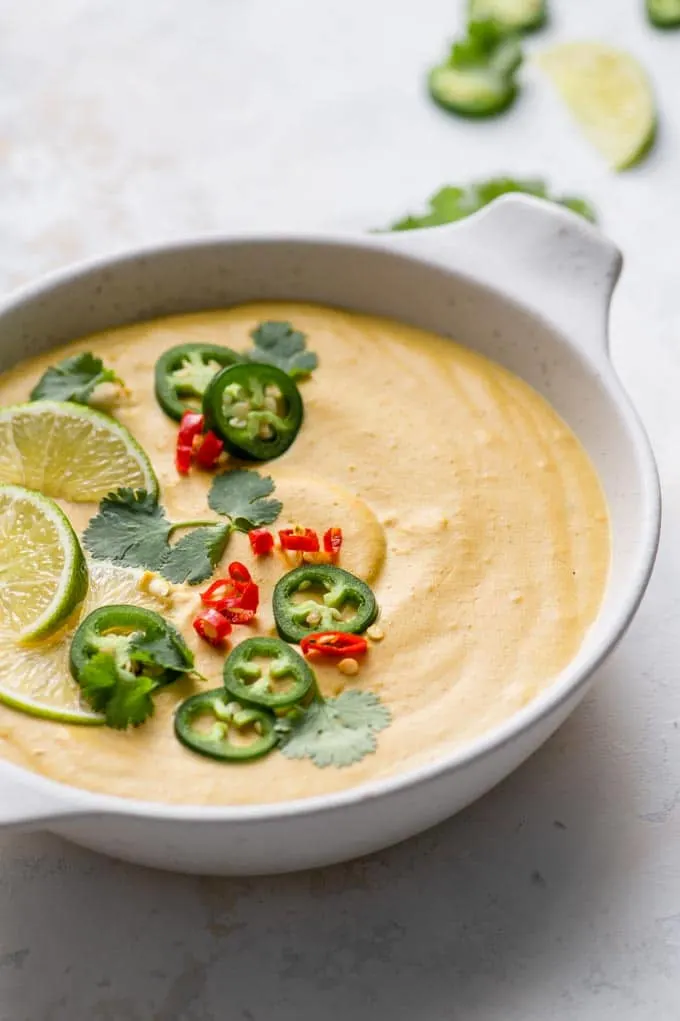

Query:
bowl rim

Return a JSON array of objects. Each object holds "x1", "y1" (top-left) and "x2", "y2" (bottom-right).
[{"x1": 0, "y1": 227, "x2": 662, "y2": 825}]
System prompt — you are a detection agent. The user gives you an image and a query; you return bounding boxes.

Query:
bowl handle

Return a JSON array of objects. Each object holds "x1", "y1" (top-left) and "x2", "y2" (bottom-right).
[{"x1": 379, "y1": 194, "x2": 622, "y2": 358}]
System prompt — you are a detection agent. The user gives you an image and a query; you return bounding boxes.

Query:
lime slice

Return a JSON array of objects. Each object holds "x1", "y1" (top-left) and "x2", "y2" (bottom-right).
[
  {"x1": 0, "y1": 562, "x2": 171, "y2": 724},
  {"x1": 0, "y1": 484, "x2": 88, "y2": 643},
  {"x1": 536, "y1": 42, "x2": 656, "y2": 170},
  {"x1": 0, "y1": 401, "x2": 157, "y2": 502}
]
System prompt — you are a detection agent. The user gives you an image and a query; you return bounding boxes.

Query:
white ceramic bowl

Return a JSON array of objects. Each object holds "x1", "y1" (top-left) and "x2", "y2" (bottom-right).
[{"x1": 0, "y1": 196, "x2": 660, "y2": 875}]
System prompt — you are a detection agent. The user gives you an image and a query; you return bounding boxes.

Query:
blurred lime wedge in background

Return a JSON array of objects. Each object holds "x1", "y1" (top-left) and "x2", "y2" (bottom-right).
[{"x1": 536, "y1": 42, "x2": 656, "y2": 170}]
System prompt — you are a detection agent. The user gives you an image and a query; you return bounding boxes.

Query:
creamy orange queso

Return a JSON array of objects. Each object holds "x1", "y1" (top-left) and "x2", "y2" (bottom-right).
[{"x1": 0, "y1": 303, "x2": 610, "y2": 805}]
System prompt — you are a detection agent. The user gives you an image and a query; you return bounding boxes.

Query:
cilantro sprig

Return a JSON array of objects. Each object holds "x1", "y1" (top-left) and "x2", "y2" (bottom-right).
[
  {"x1": 84, "y1": 470, "x2": 281, "y2": 585},
  {"x1": 385, "y1": 177, "x2": 596, "y2": 232},
  {"x1": 449, "y1": 18, "x2": 522, "y2": 74},
  {"x1": 245, "y1": 321, "x2": 318, "y2": 379},
  {"x1": 30, "y1": 352, "x2": 124, "y2": 405},
  {"x1": 77, "y1": 620, "x2": 195, "y2": 729},
  {"x1": 277, "y1": 691, "x2": 391, "y2": 768},
  {"x1": 79, "y1": 653, "x2": 157, "y2": 729}
]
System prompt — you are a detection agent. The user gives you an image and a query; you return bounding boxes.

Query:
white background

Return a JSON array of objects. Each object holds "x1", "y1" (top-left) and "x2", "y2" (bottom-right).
[{"x1": 1, "y1": 1, "x2": 679, "y2": 1017}]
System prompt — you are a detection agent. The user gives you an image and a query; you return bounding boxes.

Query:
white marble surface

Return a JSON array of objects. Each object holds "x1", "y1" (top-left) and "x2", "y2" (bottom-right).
[{"x1": 0, "y1": 0, "x2": 679, "y2": 1017}]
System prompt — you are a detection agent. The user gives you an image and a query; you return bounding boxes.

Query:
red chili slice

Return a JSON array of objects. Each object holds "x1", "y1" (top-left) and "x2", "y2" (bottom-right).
[
  {"x1": 249, "y1": 528, "x2": 275, "y2": 556},
  {"x1": 323, "y1": 527, "x2": 343, "y2": 556},
  {"x1": 200, "y1": 564, "x2": 259, "y2": 616},
  {"x1": 193, "y1": 608, "x2": 232, "y2": 647},
  {"x1": 176, "y1": 411, "x2": 205, "y2": 475},
  {"x1": 222, "y1": 607, "x2": 256, "y2": 626},
  {"x1": 279, "y1": 528, "x2": 320, "y2": 552},
  {"x1": 299, "y1": 632, "x2": 368, "y2": 658},
  {"x1": 235, "y1": 582, "x2": 259, "y2": 613},
  {"x1": 193, "y1": 430, "x2": 224, "y2": 469},
  {"x1": 175, "y1": 444, "x2": 193, "y2": 475},
  {"x1": 200, "y1": 578, "x2": 238, "y2": 610},
  {"x1": 178, "y1": 411, "x2": 205, "y2": 445},
  {"x1": 229, "y1": 562, "x2": 252, "y2": 584}
]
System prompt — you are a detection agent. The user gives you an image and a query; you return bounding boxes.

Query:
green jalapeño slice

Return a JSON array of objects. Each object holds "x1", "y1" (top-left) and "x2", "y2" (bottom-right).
[
  {"x1": 647, "y1": 0, "x2": 680, "y2": 26},
  {"x1": 223, "y1": 636, "x2": 315, "y2": 710},
  {"x1": 203, "y1": 363, "x2": 303, "y2": 461},
  {"x1": 155, "y1": 342, "x2": 242, "y2": 421},
  {"x1": 273, "y1": 564, "x2": 378, "y2": 644},
  {"x1": 468, "y1": 0, "x2": 546, "y2": 33},
  {"x1": 429, "y1": 19, "x2": 523, "y2": 118},
  {"x1": 69, "y1": 605, "x2": 195, "y2": 728},
  {"x1": 174, "y1": 689, "x2": 277, "y2": 761}
]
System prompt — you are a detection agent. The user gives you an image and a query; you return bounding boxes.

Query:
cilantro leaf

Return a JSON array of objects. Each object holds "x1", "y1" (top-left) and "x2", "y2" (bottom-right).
[
  {"x1": 279, "y1": 691, "x2": 391, "y2": 768},
  {"x1": 450, "y1": 18, "x2": 519, "y2": 71},
  {"x1": 77, "y1": 652, "x2": 118, "y2": 713},
  {"x1": 77, "y1": 652, "x2": 156, "y2": 729},
  {"x1": 208, "y1": 469, "x2": 282, "y2": 530},
  {"x1": 30, "y1": 352, "x2": 123, "y2": 405},
  {"x1": 560, "y1": 196, "x2": 598, "y2": 221},
  {"x1": 83, "y1": 489, "x2": 172, "y2": 570},
  {"x1": 160, "y1": 523, "x2": 232, "y2": 585},
  {"x1": 387, "y1": 177, "x2": 596, "y2": 232},
  {"x1": 129, "y1": 628, "x2": 194, "y2": 672},
  {"x1": 104, "y1": 675, "x2": 157, "y2": 730},
  {"x1": 245, "y1": 321, "x2": 318, "y2": 379}
]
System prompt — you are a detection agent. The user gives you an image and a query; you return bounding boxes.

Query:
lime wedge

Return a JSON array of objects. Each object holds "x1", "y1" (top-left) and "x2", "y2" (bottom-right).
[
  {"x1": 0, "y1": 401, "x2": 157, "y2": 502},
  {"x1": 0, "y1": 484, "x2": 88, "y2": 643},
  {"x1": 536, "y1": 42, "x2": 656, "y2": 170},
  {"x1": 0, "y1": 561, "x2": 171, "y2": 724}
]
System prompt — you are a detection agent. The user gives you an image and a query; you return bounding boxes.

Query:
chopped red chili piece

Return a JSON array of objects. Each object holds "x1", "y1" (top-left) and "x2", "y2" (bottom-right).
[
  {"x1": 222, "y1": 606, "x2": 256, "y2": 625},
  {"x1": 229, "y1": 562, "x2": 252, "y2": 584},
  {"x1": 249, "y1": 528, "x2": 275, "y2": 556},
  {"x1": 193, "y1": 608, "x2": 232, "y2": 647},
  {"x1": 200, "y1": 564, "x2": 259, "y2": 617},
  {"x1": 175, "y1": 411, "x2": 205, "y2": 475},
  {"x1": 200, "y1": 578, "x2": 236, "y2": 610},
  {"x1": 323, "y1": 527, "x2": 343, "y2": 556},
  {"x1": 175, "y1": 444, "x2": 193, "y2": 475},
  {"x1": 299, "y1": 632, "x2": 368, "y2": 658},
  {"x1": 178, "y1": 411, "x2": 204, "y2": 446},
  {"x1": 222, "y1": 604, "x2": 257, "y2": 620},
  {"x1": 193, "y1": 430, "x2": 224, "y2": 469},
  {"x1": 279, "y1": 528, "x2": 320, "y2": 552},
  {"x1": 236, "y1": 581, "x2": 259, "y2": 612}
]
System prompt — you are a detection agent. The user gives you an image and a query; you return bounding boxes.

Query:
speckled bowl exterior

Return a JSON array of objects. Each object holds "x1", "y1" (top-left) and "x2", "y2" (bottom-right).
[{"x1": 0, "y1": 196, "x2": 661, "y2": 874}]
